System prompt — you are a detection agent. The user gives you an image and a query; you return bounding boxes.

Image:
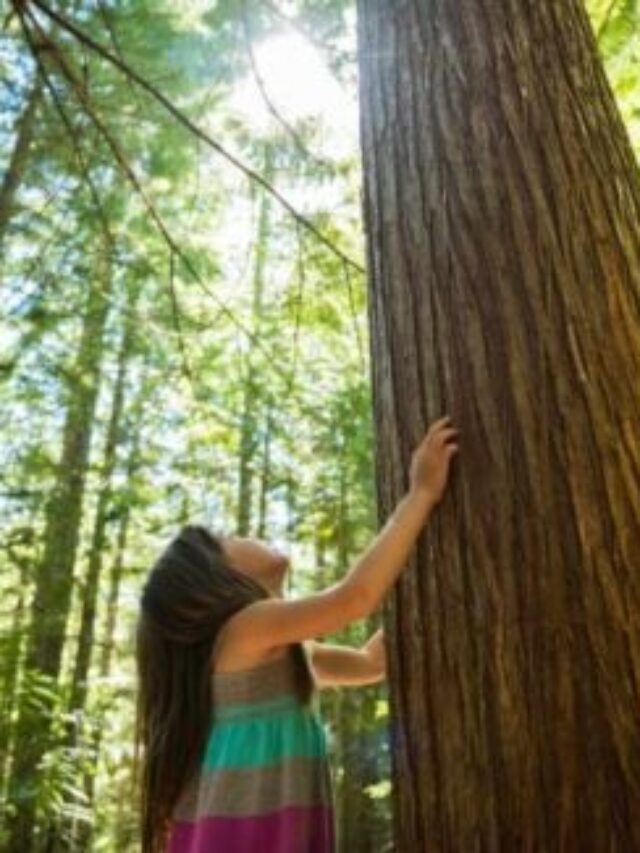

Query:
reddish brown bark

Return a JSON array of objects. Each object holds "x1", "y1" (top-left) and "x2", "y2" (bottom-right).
[{"x1": 357, "y1": 0, "x2": 640, "y2": 849}]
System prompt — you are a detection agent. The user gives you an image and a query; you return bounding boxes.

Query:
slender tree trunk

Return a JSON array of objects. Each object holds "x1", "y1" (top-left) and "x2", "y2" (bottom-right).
[
  {"x1": 337, "y1": 690, "x2": 364, "y2": 853},
  {"x1": 68, "y1": 285, "x2": 136, "y2": 714},
  {"x1": 236, "y1": 143, "x2": 273, "y2": 535},
  {"x1": 356, "y1": 680, "x2": 391, "y2": 853},
  {"x1": 5, "y1": 235, "x2": 113, "y2": 852},
  {"x1": 336, "y1": 435, "x2": 349, "y2": 570},
  {"x1": 0, "y1": 77, "x2": 43, "y2": 251},
  {"x1": 257, "y1": 402, "x2": 273, "y2": 538},
  {"x1": 331, "y1": 455, "x2": 382, "y2": 853},
  {"x1": 72, "y1": 412, "x2": 143, "y2": 853},
  {"x1": 284, "y1": 471, "x2": 297, "y2": 595},
  {"x1": 48, "y1": 284, "x2": 137, "y2": 851},
  {"x1": 0, "y1": 534, "x2": 32, "y2": 797},
  {"x1": 338, "y1": 686, "x2": 381, "y2": 853},
  {"x1": 357, "y1": 0, "x2": 640, "y2": 849}
]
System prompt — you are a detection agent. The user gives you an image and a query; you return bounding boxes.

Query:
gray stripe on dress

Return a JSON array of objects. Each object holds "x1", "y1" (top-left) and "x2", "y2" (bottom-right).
[
  {"x1": 173, "y1": 755, "x2": 333, "y2": 820},
  {"x1": 211, "y1": 653, "x2": 300, "y2": 707}
]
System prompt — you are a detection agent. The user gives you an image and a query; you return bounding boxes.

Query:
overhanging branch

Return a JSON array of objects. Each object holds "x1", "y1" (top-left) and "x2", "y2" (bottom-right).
[{"x1": 22, "y1": 0, "x2": 365, "y2": 275}]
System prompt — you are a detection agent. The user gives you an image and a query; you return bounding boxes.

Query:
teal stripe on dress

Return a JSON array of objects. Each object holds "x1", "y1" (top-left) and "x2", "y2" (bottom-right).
[{"x1": 203, "y1": 707, "x2": 327, "y2": 770}]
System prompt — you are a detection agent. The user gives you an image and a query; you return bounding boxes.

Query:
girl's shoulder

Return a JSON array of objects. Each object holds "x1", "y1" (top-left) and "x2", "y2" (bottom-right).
[{"x1": 210, "y1": 623, "x2": 291, "y2": 675}]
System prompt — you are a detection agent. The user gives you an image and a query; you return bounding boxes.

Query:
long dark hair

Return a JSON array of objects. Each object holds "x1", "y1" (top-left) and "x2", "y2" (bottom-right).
[{"x1": 134, "y1": 524, "x2": 313, "y2": 853}]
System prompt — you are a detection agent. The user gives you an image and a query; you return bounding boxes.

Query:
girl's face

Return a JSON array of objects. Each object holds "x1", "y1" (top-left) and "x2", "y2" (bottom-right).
[{"x1": 220, "y1": 535, "x2": 289, "y2": 596}]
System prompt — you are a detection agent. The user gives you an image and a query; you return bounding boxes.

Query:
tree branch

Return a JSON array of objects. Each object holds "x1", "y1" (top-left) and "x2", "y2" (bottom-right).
[
  {"x1": 22, "y1": 0, "x2": 364, "y2": 274},
  {"x1": 240, "y1": 0, "x2": 333, "y2": 172},
  {"x1": 21, "y1": 9, "x2": 272, "y2": 362},
  {"x1": 597, "y1": 0, "x2": 621, "y2": 42}
]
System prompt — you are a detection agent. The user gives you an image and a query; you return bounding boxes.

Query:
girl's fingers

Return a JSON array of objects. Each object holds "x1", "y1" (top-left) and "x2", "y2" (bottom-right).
[
  {"x1": 428, "y1": 415, "x2": 452, "y2": 433},
  {"x1": 437, "y1": 428, "x2": 459, "y2": 444}
]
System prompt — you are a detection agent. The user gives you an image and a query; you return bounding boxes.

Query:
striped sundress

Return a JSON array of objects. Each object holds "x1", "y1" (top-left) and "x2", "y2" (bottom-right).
[{"x1": 167, "y1": 648, "x2": 336, "y2": 852}]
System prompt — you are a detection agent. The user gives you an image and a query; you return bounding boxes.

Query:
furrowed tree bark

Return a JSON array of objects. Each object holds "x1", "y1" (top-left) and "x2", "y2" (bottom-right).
[
  {"x1": 356, "y1": 0, "x2": 640, "y2": 850},
  {"x1": 5, "y1": 234, "x2": 113, "y2": 852}
]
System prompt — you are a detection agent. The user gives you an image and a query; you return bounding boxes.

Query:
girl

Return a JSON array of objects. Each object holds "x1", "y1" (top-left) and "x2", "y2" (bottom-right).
[{"x1": 135, "y1": 414, "x2": 459, "y2": 852}]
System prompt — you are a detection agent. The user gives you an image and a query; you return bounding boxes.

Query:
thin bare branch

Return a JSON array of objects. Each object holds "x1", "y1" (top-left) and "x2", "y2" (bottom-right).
[
  {"x1": 16, "y1": 10, "x2": 248, "y2": 431},
  {"x1": 15, "y1": 9, "x2": 114, "y2": 249},
  {"x1": 597, "y1": 0, "x2": 621, "y2": 42},
  {"x1": 168, "y1": 248, "x2": 193, "y2": 382},
  {"x1": 240, "y1": 0, "x2": 333, "y2": 172},
  {"x1": 23, "y1": 0, "x2": 364, "y2": 274},
  {"x1": 22, "y1": 11, "x2": 267, "y2": 357}
]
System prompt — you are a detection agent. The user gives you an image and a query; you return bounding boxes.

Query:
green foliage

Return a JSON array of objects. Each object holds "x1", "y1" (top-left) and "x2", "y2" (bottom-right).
[
  {"x1": 589, "y1": 0, "x2": 640, "y2": 150},
  {"x1": 1, "y1": 0, "x2": 375, "y2": 847}
]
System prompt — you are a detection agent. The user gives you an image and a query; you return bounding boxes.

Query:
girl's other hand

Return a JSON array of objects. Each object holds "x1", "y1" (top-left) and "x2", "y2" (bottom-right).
[
  {"x1": 364, "y1": 628, "x2": 387, "y2": 679},
  {"x1": 409, "y1": 415, "x2": 460, "y2": 505}
]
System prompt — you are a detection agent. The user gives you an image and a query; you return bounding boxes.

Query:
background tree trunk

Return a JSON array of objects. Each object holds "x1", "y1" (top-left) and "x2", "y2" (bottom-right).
[
  {"x1": 67, "y1": 282, "x2": 137, "y2": 714},
  {"x1": 6, "y1": 235, "x2": 113, "y2": 852},
  {"x1": 49, "y1": 282, "x2": 138, "y2": 851},
  {"x1": 0, "y1": 531, "x2": 33, "y2": 796},
  {"x1": 72, "y1": 401, "x2": 144, "y2": 853},
  {"x1": 0, "y1": 76, "x2": 43, "y2": 253},
  {"x1": 257, "y1": 402, "x2": 273, "y2": 539},
  {"x1": 335, "y1": 658, "x2": 383, "y2": 853},
  {"x1": 236, "y1": 143, "x2": 274, "y2": 536},
  {"x1": 357, "y1": 0, "x2": 640, "y2": 849}
]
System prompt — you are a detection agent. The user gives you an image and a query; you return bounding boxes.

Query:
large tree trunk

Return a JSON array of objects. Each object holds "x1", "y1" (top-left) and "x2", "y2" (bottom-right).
[
  {"x1": 5, "y1": 235, "x2": 112, "y2": 852},
  {"x1": 357, "y1": 0, "x2": 640, "y2": 850}
]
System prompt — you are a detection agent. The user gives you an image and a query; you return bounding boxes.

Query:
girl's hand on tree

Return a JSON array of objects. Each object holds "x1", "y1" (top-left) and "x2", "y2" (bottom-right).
[{"x1": 409, "y1": 415, "x2": 459, "y2": 505}]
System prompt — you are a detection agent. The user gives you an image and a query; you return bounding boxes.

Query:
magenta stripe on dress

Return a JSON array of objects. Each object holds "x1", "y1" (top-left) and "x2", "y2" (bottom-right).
[{"x1": 168, "y1": 804, "x2": 335, "y2": 853}]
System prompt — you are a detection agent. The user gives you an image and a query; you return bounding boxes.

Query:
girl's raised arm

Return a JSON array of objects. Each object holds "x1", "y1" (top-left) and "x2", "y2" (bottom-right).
[{"x1": 219, "y1": 416, "x2": 459, "y2": 656}]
